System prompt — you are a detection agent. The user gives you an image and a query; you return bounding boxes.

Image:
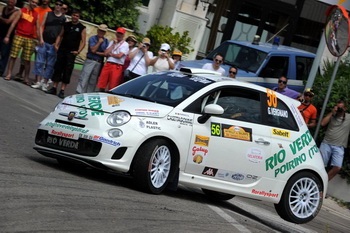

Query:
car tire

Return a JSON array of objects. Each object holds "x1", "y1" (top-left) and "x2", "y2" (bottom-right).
[
  {"x1": 133, "y1": 139, "x2": 174, "y2": 194},
  {"x1": 274, "y1": 171, "x2": 323, "y2": 224},
  {"x1": 202, "y1": 188, "x2": 235, "y2": 201}
]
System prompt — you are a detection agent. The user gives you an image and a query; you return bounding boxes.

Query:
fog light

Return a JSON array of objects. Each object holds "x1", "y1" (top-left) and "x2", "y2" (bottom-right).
[{"x1": 108, "y1": 128, "x2": 123, "y2": 138}]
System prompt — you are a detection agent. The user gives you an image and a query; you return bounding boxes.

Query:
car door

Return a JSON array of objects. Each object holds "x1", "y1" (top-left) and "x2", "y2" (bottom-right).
[{"x1": 184, "y1": 87, "x2": 273, "y2": 185}]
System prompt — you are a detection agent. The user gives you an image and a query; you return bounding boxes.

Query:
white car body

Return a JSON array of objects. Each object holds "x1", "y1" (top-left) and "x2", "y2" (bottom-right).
[{"x1": 34, "y1": 69, "x2": 328, "y2": 224}]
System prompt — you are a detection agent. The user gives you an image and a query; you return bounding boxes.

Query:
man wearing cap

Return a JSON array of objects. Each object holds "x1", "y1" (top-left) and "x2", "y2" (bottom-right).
[
  {"x1": 202, "y1": 53, "x2": 225, "y2": 76},
  {"x1": 97, "y1": 27, "x2": 129, "y2": 91},
  {"x1": 172, "y1": 49, "x2": 182, "y2": 70},
  {"x1": 47, "y1": 9, "x2": 86, "y2": 98},
  {"x1": 76, "y1": 24, "x2": 109, "y2": 93},
  {"x1": 124, "y1": 37, "x2": 153, "y2": 81},
  {"x1": 298, "y1": 88, "x2": 317, "y2": 128},
  {"x1": 150, "y1": 43, "x2": 174, "y2": 72}
]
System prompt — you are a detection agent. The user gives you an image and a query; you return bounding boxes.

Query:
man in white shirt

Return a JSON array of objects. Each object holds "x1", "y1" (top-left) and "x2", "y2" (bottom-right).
[
  {"x1": 97, "y1": 27, "x2": 129, "y2": 91},
  {"x1": 202, "y1": 53, "x2": 226, "y2": 76}
]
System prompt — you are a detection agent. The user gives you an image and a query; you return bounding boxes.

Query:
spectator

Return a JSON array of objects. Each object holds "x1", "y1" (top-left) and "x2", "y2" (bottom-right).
[
  {"x1": 61, "y1": 3, "x2": 68, "y2": 15},
  {"x1": 150, "y1": 43, "x2": 174, "y2": 72},
  {"x1": 31, "y1": 0, "x2": 66, "y2": 91},
  {"x1": 14, "y1": 0, "x2": 52, "y2": 82},
  {"x1": 298, "y1": 88, "x2": 317, "y2": 128},
  {"x1": 47, "y1": 10, "x2": 86, "y2": 98},
  {"x1": 228, "y1": 66, "x2": 238, "y2": 79},
  {"x1": 124, "y1": 37, "x2": 153, "y2": 81},
  {"x1": 122, "y1": 35, "x2": 137, "y2": 79},
  {"x1": 272, "y1": 76, "x2": 300, "y2": 99},
  {"x1": 320, "y1": 100, "x2": 350, "y2": 181},
  {"x1": 97, "y1": 27, "x2": 128, "y2": 91},
  {"x1": 76, "y1": 24, "x2": 109, "y2": 94},
  {"x1": 202, "y1": 53, "x2": 225, "y2": 76},
  {"x1": 0, "y1": 0, "x2": 19, "y2": 77},
  {"x1": 171, "y1": 49, "x2": 182, "y2": 70},
  {"x1": 3, "y1": 0, "x2": 39, "y2": 85}
]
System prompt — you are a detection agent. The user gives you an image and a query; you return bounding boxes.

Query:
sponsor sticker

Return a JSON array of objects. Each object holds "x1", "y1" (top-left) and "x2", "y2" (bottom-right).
[
  {"x1": 272, "y1": 128, "x2": 290, "y2": 138},
  {"x1": 107, "y1": 96, "x2": 125, "y2": 106},
  {"x1": 202, "y1": 167, "x2": 218, "y2": 177},
  {"x1": 194, "y1": 135, "x2": 210, "y2": 146},
  {"x1": 246, "y1": 147, "x2": 265, "y2": 163},
  {"x1": 93, "y1": 135, "x2": 121, "y2": 147},
  {"x1": 135, "y1": 109, "x2": 160, "y2": 116}
]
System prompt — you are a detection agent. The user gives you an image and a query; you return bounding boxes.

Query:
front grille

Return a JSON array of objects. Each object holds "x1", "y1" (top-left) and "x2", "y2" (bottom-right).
[{"x1": 35, "y1": 129, "x2": 101, "y2": 157}]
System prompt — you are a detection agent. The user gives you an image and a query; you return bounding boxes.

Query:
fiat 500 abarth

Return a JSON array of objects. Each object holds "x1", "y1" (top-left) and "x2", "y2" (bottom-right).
[{"x1": 34, "y1": 68, "x2": 327, "y2": 224}]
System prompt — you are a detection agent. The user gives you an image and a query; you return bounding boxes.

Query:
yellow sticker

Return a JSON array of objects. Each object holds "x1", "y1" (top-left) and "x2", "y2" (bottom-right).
[
  {"x1": 195, "y1": 135, "x2": 210, "y2": 146},
  {"x1": 272, "y1": 128, "x2": 290, "y2": 138}
]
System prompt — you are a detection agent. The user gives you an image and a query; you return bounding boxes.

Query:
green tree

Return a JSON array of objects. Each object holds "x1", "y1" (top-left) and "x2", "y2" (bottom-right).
[
  {"x1": 63, "y1": 0, "x2": 142, "y2": 30},
  {"x1": 142, "y1": 25, "x2": 193, "y2": 56}
]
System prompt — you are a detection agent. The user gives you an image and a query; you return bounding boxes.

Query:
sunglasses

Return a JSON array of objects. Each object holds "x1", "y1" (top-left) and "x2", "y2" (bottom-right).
[
  {"x1": 304, "y1": 93, "x2": 314, "y2": 97},
  {"x1": 215, "y1": 59, "x2": 223, "y2": 63},
  {"x1": 62, "y1": 7, "x2": 67, "y2": 10},
  {"x1": 56, "y1": 3, "x2": 63, "y2": 6},
  {"x1": 278, "y1": 80, "x2": 287, "y2": 84},
  {"x1": 161, "y1": 49, "x2": 167, "y2": 52},
  {"x1": 229, "y1": 71, "x2": 236, "y2": 74}
]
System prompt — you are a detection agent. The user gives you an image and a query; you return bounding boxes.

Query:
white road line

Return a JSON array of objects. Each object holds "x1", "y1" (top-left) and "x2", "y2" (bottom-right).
[{"x1": 207, "y1": 204, "x2": 252, "y2": 233}]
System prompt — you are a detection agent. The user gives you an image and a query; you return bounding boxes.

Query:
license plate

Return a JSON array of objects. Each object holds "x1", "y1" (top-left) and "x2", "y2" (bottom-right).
[{"x1": 46, "y1": 135, "x2": 79, "y2": 149}]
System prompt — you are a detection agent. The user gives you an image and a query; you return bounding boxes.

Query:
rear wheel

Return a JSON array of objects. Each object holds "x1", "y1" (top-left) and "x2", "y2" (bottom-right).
[
  {"x1": 274, "y1": 171, "x2": 323, "y2": 224},
  {"x1": 202, "y1": 188, "x2": 235, "y2": 201},
  {"x1": 133, "y1": 139, "x2": 174, "y2": 194}
]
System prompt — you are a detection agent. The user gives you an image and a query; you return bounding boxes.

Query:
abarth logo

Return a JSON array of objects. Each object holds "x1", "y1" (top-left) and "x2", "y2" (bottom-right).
[{"x1": 59, "y1": 112, "x2": 88, "y2": 120}]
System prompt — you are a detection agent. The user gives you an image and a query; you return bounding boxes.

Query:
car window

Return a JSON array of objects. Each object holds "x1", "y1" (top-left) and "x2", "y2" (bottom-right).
[
  {"x1": 260, "y1": 56, "x2": 289, "y2": 78},
  {"x1": 206, "y1": 88, "x2": 262, "y2": 124},
  {"x1": 295, "y1": 56, "x2": 314, "y2": 80},
  {"x1": 206, "y1": 42, "x2": 267, "y2": 72},
  {"x1": 264, "y1": 91, "x2": 298, "y2": 130},
  {"x1": 111, "y1": 72, "x2": 214, "y2": 107}
]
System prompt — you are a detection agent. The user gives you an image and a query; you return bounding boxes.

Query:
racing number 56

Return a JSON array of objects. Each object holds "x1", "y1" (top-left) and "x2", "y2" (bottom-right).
[
  {"x1": 211, "y1": 123, "x2": 221, "y2": 136},
  {"x1": 266, "y1": 89, "x2": 277, "y2": 108}
]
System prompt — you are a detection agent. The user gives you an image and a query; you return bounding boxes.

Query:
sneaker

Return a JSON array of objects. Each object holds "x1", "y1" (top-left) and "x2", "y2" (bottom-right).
[
  {"x1": 42, "y1": 83, "x2": 48, "y2": 92},
  {"x1": 58, "y1": 90, "x2": 65, "y2": 99},
  {"x1": 31, "y1": 82, "x2": 42, "y2": 89},
  {"x1": 48, "y1": 79, "x2": 53, "y2": 84},
  {"x1": 46, "y1": 87, "x2": 57, "y2": 95}
]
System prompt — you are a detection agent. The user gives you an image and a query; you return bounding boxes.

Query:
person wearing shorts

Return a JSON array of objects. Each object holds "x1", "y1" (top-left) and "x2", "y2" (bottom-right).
[
  {"x1": 3, "y1": 0, "x2": 39, "y2": 85},
  {"x1": 320, "y1": 100, "x2": 350, "y2": 181}
]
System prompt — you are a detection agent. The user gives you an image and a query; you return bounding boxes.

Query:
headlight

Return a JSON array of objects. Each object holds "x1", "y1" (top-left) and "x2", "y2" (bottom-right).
[{"x1": 107, "y1": 111, "x2": 131, "y2": 126}]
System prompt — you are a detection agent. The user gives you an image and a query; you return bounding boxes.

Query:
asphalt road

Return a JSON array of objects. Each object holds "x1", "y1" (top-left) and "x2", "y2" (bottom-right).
[{"x1": 1, "y1": 77, "x2": 350, "y2": 233}]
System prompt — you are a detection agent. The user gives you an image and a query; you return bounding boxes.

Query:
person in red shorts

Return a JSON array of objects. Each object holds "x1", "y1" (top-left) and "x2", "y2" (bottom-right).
[
  {"x1": 97, "y1": 27, "x2": 129, "y2": 91},
  {"x1": 298, "y1": 88, "x2": 317, "y2": 128}
]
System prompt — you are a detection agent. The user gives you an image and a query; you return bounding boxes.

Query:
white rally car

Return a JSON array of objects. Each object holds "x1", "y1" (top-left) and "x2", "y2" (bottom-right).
[{"x1": 34, "y1": 68, "x2": 327, "y2": 224}]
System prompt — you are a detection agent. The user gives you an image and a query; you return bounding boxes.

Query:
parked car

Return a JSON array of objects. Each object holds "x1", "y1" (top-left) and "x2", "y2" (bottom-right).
[
  {"x1": 34, "y1": 68, "x2": 327, "y2": 224},
  {"x1": 181, "y1": 40, "x2": 316, "y2": 92}
]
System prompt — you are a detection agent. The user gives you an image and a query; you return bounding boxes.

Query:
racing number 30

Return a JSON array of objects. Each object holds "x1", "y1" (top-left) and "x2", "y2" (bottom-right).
[
  {"x1": 211, "y1": 123, "x2": 221, "y2": 136},
  {"x1": 266, "y1": 89, "x2": 277, "y2": 108}
]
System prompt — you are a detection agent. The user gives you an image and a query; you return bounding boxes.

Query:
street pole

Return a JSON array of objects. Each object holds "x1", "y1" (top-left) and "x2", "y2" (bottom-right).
[{"x1": 313, "y1": 56, "x2": 341, "y2": 140}]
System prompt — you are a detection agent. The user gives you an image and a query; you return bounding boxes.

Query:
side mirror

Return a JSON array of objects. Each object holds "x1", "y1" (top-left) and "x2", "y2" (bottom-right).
[{"x1": 198, "y1": 104, "x2": 224, "y2": 124}]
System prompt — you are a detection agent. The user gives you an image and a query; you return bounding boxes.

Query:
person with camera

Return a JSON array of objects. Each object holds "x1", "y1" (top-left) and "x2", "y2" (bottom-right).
[
  {"x1": 150, "y1": 43, "x2": 174, "y2": 72},
  {"x1": 124, "y1": 37, "x2": 153, "y2": 82},
  {"x1": 298, "y1": 88, "x2": 317, "y2": 128},
  {"x1": 320, "y1": 100, "x2": 350, "y2": 181}
]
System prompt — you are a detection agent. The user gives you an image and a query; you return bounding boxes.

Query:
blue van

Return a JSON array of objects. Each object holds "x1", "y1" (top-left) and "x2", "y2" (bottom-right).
[{"x1": 181, "y1": 40, "x2": 315, "y2": 93}]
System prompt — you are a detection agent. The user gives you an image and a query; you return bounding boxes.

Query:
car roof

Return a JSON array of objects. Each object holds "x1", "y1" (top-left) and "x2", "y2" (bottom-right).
[{"x1": 227, "y1": 40, "x2": 315, "y2": 57}]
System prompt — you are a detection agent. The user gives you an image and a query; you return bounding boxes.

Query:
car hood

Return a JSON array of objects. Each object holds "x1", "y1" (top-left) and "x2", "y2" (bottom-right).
[{"x1": 61, "y1": 93, "x2": 174, "y2": 117}]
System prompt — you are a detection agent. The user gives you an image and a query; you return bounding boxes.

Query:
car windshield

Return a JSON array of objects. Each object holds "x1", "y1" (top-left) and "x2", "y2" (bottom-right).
[
  {"x1": 206, "y1": 42, "x2": 268, "y2": 73},
  {"x1": 111, "y1": 71, "x2": 215, "y2": 107}
]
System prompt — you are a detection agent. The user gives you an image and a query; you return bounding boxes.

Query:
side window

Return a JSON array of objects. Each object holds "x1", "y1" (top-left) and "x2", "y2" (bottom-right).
[
  {"x1": 296, "y1": 56, "x2": 314, "y2": 80},
  {"x1": 265, "y1": 89, "x2": 298, "y2": 130},
  {"x1": 260, "y1": 56, "x2": 289, "y2": 78},
  {"x1": 212, "y1": 88, "x2": 261, "y2": 124}
]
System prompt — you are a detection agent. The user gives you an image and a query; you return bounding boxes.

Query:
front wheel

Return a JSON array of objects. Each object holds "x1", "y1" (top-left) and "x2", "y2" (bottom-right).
[
  {"x1": 133, "y1": 139, "x2": 174, "y2": 194},
  {"x1": 274, "y1": 171, "x2": 323, "y2": 224}
]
